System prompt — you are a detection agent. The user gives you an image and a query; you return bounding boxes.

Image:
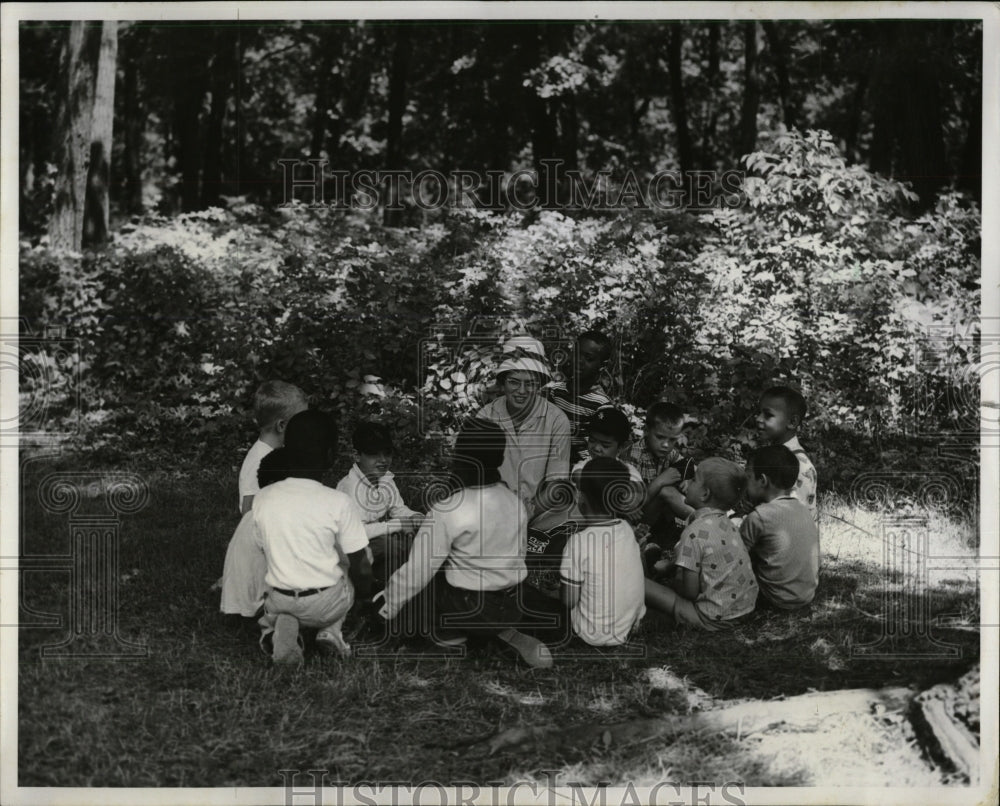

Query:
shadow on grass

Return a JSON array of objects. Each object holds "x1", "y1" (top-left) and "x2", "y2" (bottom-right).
[{"x1": 15, "y1": 456, "x2": 980, "y2": 787}]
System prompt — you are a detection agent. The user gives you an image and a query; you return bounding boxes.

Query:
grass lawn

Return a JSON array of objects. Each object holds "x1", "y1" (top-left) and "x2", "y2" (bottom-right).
[{"x1": 15, "y1": 453, "x2": 981, "y2": 788}]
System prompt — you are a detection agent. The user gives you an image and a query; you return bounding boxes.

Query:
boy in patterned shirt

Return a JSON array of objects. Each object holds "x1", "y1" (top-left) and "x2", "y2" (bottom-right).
[
  {"x1": 644, "y1": 458, "x2": 758, "y2": 630},
  {"x1": 756, "y1": 386, "x2": 818, "y2": 525}
]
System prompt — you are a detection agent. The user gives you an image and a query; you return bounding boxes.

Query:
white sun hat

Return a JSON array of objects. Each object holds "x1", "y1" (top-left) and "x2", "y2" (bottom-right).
[{"x1": 496, "y1": 335, "x2": 551, "y2": 380}]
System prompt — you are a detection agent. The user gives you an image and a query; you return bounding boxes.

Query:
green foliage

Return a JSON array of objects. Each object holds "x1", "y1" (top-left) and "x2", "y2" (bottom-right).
[{"x1": 19, "y1": 132, "x2": 980, "y2": 503}]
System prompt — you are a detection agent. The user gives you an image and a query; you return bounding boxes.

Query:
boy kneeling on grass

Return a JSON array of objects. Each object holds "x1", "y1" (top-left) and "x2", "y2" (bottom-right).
[
  {"x1": 370, "y1": 418, "x2": 553, "y2": 669},
  {"x1": 741, "y1": 445, "x2": 820, "y2": 610},
  {"x1": 644, "y1": 458, "x2": 758, "y2": 630},
  {"x1": 254, "y1": 411, "x2": 372, "y2": 666}
]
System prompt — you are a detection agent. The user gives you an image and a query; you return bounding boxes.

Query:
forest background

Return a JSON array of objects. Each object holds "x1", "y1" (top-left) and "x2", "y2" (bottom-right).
[
  {"x1": 7, "y1": 12, "x2": 990, "y2": 790},
  {"x1": 17, "y1": 16, "x2": 983, "y2": 509}
]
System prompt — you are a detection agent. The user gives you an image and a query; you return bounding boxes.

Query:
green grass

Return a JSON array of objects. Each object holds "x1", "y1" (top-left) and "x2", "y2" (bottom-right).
[{"x1": 16, "y1": 455, "x2": 980, "y2": 788}]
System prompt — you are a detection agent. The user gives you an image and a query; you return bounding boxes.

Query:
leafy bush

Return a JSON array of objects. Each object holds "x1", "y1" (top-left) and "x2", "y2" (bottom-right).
[{"x1": 19, "y1": 130, "x2": 979, "y2": 506}]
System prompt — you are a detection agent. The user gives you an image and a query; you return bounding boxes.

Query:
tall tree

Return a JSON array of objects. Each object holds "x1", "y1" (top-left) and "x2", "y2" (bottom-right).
[
  {"x1": 50, "y1": 21, "x2": 116, "y2": 251},
  {"x1": 666, "y1": 24, "x2": 693, "y2": 175},
  {"x1": 762, "y1": 21, "x2": 795, "y2": 131},
  {"x1": 384, "y1": 24, "x2": 412, "y2": 226},
  {"x1": 120, "y1": 24, "x2": 146, "y2": 216},
  {"x1": 739, "y1": 21, "x2": 760, "y2": 157}
]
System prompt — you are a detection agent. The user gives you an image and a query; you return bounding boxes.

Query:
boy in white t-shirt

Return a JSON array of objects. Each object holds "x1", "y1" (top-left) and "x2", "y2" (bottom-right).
[
  {"x1": 560, "y1": 457, "x2": 646, "y2": 646},
  {"x1": 220, "y1": 380, "x2": 308, "y2": 618},
  {"x1": 253, "y1": 410, "x2": 371, "y2": 666},
  {"x1": 521, "y1": 457, "x2": 646, "y2": 647}
]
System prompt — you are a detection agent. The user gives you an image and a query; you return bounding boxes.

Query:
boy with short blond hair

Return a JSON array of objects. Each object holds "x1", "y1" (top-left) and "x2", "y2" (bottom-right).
[
  {"x1": 756, "y1": 386, "x2": 818, "y2": 524},
  {"x1": 238, "y1": 380, "x2": 309, "y2": 514},
  {"x1": 644, "y1": 458, "x2": 758, "y2": 630},
  {"x1": 741, "y1": 445, "x2": 820, "y2": 609},
  {"x1": 221, "y1": 380, "x2": 308, "y2": 619}
]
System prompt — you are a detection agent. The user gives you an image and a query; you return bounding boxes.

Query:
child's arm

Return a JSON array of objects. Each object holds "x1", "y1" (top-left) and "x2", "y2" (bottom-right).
[
  {"x1": 676, "y1": 567, "x2": 700, "y2": 601},
  {"x1": 382, "y1": 510, "x2": 451, "y2": 619},
  {"x1": 346, "y1": 548, "x2": 373, "y2": 601},
  {"x1": 558, "y1": 533, "x2": 583, "y2": 610},
  {"x1": 560, "y1": 578, "x2": 582, "y2": 610}
]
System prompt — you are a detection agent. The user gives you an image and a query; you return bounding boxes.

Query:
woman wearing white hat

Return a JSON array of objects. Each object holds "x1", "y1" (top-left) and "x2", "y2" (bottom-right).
[{"x1": 475, "y1": 336, "x2": 571, "y2": 519}]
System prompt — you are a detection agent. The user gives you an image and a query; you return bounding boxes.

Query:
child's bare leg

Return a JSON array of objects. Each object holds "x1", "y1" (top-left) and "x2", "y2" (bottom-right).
[{"x1": 644, "y1": 577, "x2": 681, "y2": 614}]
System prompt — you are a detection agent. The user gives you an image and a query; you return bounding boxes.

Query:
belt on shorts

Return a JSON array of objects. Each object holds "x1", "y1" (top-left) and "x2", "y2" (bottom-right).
[{"x1": 271, "y1": 586, "x2": 330, "y2": 598}]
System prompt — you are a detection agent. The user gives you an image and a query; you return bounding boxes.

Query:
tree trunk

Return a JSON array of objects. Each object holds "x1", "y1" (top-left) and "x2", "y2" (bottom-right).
[
  {"x1": 666, "y1": 24, "x2": 693, "y2": 175},
  {"x1": 739, "y1": 22, "x2": 760, "y2": 158},
  {"x1": 121, "y1": 25, "x2": 145, "y2": 216},
  {"x1": 869, "y1": 22, "x2": 948, "y2": 207},
  {"x1": 762, "y1": 21, "x2": 795, "y2": 131},
  {"x1": 50, "y1": 22, "x2": 101, "y2": 251},
  {"x1": 383, "y1": 25, "x2": 412, "y2": 226},
  {"x1": 202, "y1": 29, "x2": 237, "y2": 208},
  {"x1": 310, "y1": 28, "x2": 338, "y2": 160},
  {"x1": 701, "y1": 21, "x2": 721, "y2": 163},
  {"x1": 81, "y1": 21, "x2": 117, "y2": 248},
  {"x1": 527, "y1": 24, "x2": 558, "y2": 209}
]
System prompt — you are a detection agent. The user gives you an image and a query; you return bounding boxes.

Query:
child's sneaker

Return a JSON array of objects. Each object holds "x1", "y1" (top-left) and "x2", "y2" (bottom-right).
[
  {"x1": 497, "y1": 628, "x2": 554, "y2": 669},
  {"x1": 272, "y1": 614, "x2": 304, "y2": 666},
  {"x1": 316, "y1": 628, "x2": 352, "y2": 659}
]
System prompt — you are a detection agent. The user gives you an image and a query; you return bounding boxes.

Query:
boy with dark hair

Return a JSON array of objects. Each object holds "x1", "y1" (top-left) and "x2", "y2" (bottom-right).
[
  {"x1": 559, "y1": 457, "x2": 646, "y2": 646},
  {"x1": 373, "y1": 418, "x2": 553, "y2": 668},
  {"x1": 756, "y1": 386, "x2": 818, "y2": 524},
  {"x1": 623, "y1": 401, "x2": 696, "y2": 563},
  {"x1": 740, "y1": 445, "x2": 820, "y2": 610},
  {"x1": 549, "y1": 330, "x2": 613, "y2": 463},
  {"x1": 336, "y1": 421, "x2": 425, "y2": 588},
  {"x1": 644, "y1": 458, "x2": 758, "y2": 630},
  {"x1": 253, "y1": 410, "x2": 372, "y2": 666}
]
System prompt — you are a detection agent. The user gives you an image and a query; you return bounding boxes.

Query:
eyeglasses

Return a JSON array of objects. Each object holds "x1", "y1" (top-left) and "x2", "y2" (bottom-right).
[{"x1": 504, "y1": 378, "x2": 539, "y2": 392}]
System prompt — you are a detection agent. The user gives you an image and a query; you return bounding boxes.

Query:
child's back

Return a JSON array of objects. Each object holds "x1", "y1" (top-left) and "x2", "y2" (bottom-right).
[
  {"x1": 561, "y1": 518, "x2": 645, "y2": 646},
  {"x1": 740, "y1": 495, "x2": 819, "y2": 609},
  {"x1": 675, "y1": 509, "x2": 758, "y2": 624}
]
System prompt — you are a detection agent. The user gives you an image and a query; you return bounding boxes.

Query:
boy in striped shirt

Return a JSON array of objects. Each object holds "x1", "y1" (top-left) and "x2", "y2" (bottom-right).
[{"x1": 548, "y1": 331, "x2": 613, "y2": 464}]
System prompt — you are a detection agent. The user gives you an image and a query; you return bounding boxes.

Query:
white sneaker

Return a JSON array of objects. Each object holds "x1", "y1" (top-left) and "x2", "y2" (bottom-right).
[
  {"x1": 272, "y1": 614, "x2": 304, "y2": 666},
  {"x1": 497, "y1": 629, "x2": 553, "y2": 669},
  {"x1": 316, "y1": 628, "x2": 352, "y2": 659}
]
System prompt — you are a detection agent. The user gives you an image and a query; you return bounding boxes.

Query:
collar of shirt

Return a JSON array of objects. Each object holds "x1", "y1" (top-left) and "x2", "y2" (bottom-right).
[
  {"x1": 689, "y1": 506, "x2": 727, "y2": 524},
  {"x1": 348, "y1": 463, "x2": 394, "y2": 490},
  {"x1": 783, "y1": 435, "x2": 803, "y2": 452},
  {"x1": 497, "y1": 396, "x2": 545, "y2": 430}
]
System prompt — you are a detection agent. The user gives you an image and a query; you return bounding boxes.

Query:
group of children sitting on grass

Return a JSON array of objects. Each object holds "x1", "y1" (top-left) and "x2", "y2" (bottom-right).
[{"x1": 219, "y1": 332, "x2": 820, "y2": 669}]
